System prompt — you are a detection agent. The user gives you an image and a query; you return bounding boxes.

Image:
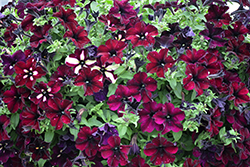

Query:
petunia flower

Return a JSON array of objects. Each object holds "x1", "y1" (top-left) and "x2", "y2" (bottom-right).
[
  {"x1": 205, "y1": 4, "x2": 231, "y2": 27},
  {"x1": 126, "y1": 21, "x2": 158, "y2": 48},
  {"x1": 75, "y1": 126, "x2": 100, "y2": 157},
  {"x1": 0, "y1": 140, "x2": 15, "y2": 163},
  {"x1": 27, "y1": 137, "x2": 50, "y2": 161},
  {"x1": 183, "y1": 64, "x2": 210, "y2": 96},
  {"x1": 98, "y1": 14, "x2": 125, "y2": 32},
  {"x1": 53, "y1": 0, "x2": 76, "y2": 7},
  {"x1": 52, "y1": 6, "x2": 78, "y2": 29},
  {"x1": 50, "y1": 65, "x2": 76, "y2": 86},
  {"x1": 215, "y1": 145, "x2": 234, "y2": 165},
  {"x1": 127, "y1": 71, "x2": 157, "y2": 103},
  {"x1": 100, "y1": 136, "x2": 131, "y2": 167},
  {"x1": 3, "y1": 23, "x2": 18, "y2": 47},
  {"x1": 228, "y1": 82, "x2": 250, "y2": 106},
  {"x1": 109, "y1": 0, "x2": 137, "y2": 25},
  {"x1": 144, "y1": 134, "x2": 178, "y2": 165},
  {"x1": 74, "y1": 67, "x2": 103, "y2": 96},
  {"x1": 224, "y1": 21, "x2": 249, "y2": 40},
  {"x1": 20, "y1": 103, "x2": 45, "y2": 131},
  {"x1": 29, "y1": 81, "x2": 62, "y2": 110},
  {"x1": 138, "y1": 101, "x2": 163, "y2": 133},
  {"x1": 30, "y1": 23, "x2": 52, "y2": 48},
  {"x1": 173, "y1": 33, "x2": 193, "y2": 54},
  {"x1": 63, "y1": 23, "x2": 90, "y2": 49},
  {"x1": 183, "y1": 158, "x2": 201, "y2": 167},
  {"x1": 128, "y1": 155, "x2": 150, "y2": 167},
  {"x1": 1, "y1": 50, "x2": 26, "y2": 76},
  {"x1": 93, "y1": 80, "x2": 111, "y2": 102},
  {"x1": 2, "y1": 85, "x2": 30, "y2": 113},
  {"x1": 179, "y1": 48, "x2": 206, "y2": 65},
  {"x1": 153, "y1": 102, "x2": 185, "y2": 134},
  {"x1": 97, "y1": 39, "x2": 128, "y2": 64},
  {"x1": 0, "y1": 115, "x2": 10, "y2": 141},
  {"x1": 146, "y1": 48, "x2": 176, "y2": 78},
  {"x1": 65, "y1": 49, "x2": 96, "y2": 74},
  {"x1": 45, "y1": 97, "x2": 73, "y2": 130},
  {"x1": 14, "y1": 58, "x2": 46, "y2": 90}
]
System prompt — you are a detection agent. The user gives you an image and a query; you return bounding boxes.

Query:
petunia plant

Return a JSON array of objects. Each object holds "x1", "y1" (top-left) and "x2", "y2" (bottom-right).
[{"x1": 0, "y1": 0, "x2": 250, "y2": 166}]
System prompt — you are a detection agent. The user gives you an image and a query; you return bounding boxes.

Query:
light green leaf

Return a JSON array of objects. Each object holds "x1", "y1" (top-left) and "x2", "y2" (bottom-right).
[
  {"x1": 173, "y1": 83, "x2": 182, "y2": 99},
  {"x1": 10, "y1": 112, "x2": 19, "y2": 129},
  {"x1": 117, "y1": 124, "x2": 127, "y2": 137},
  {"x1": 107, "y1": 83, "x2": 118, "y2": 97},
  {"x1": 88, "y1": 117, "x2": 103, "y2": 127},
  {"x1": 173, "y1": 131, "x2": 182, "y2": 142},
  {"x1": 44, "y1": 130, "x2": 54, "y2": 142}
]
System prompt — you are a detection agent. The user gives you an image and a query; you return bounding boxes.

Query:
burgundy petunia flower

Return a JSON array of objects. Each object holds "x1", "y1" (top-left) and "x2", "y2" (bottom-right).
[
  {"x1": 97, "y1": 39, "x2": 127, "y2": 64},
  {"x1": 205, "y1": 4, "x2": 231, "y2": 27},
  {"x1": 199, "y1": 22, "x2": 227, "y2": 48},
  {"x1": 173, "y1": 33, "x2": 193, "y2": 54},
  {"x1": 144, "y1": 134, "x2": 178, "y2": 165},
  {"x1": 200, "y1": 51, "x2": 223, "y2": 75},
  {"x1": 146, "y1": 48, "x2": 176, "y2": 78},
  {"x1": 153, "y1": 102, "x2": 185, "y2": 134},
  {"x1": 0, "y1": 115, "x2": 10, "y2": 141},
  {"x1": 3, "y1": 23, "x2": 18, "y2": 47},
  {"x1": 29, "y1": 81, "x2": 62, "y2": 110},
  {"x1": 224, "y1": 21, "x2": 249, "y2": 40},
  {"x1": 98, "y1": 14, "x2": 125, "y2": 32},
  {"x1": 50, "y1": 64, "x2": 76, "y2": 86},
  {"x1": 1, "y1": 50, "x2": 26, "y2": 76},
  {"x1": 183, "y1": 158, "x2": 201, "y2": 167},
  {"x1": 21, "y1": 14, "x2": 35, "y2": 32},
  {"x1": 128, "y1": 155, "x2": 150, "y2": 167},
  {"x1": 100, "y1": 136, "x2": 131, "y2": 167},
  {"x1": 107, "y1": 85, "x2": 135, "y2": 114},
  {"x1": 179, "y1": 48, "x2": 206, "y2": 65},
  {"x1": 127, "y1": 72, "x2": 157, "y2": 103},
  {"x1": 20, "y1": 103, "x2": 45, "y2": 131},
  {"x1": 30, "y1": 23, "x2": 52, "y2": 48},
  {"x1": 0, "y1": 140, "x2": 15, "y2": 163},
  {"x1": 27, "y1": 137, "x2": 50, "y2": 161},
  {"x1": 228, "y1": 82, "x2": 250, "y2": 106},
  {"x1": 183, "y1": 64, "x2": 210, "y2": 96},
  {"x1": 53, "y1": 0, "x2": 76, "y2": 7},
  {"x1": 205, "y1": 107, "x2": 224, "y2": 137},
  {"x1": 2, "y1": 85, "x2": 30, "y2": 113},
  {"x1": 65, "y1": 49, "x2": 96, "y2": 74},
  {"x1": 75, "y1": 126, "x2": 100, "y2": 157},
  {"x1": 14, "y1": 58, "x2": 47, "y2": 90},
  {"x1": 126, "y1": 21, "x2": 158, "y2": 48},
  {"x1": 45, "y1": 97, "x2": 73, "y2": 130},
  {"x1": 74, "y1": 67, "x2": 103, "y2": 96},
  {"x1": 138, "y1": 101, "x2": 163, "y2": 133},
  {"x1": 52, "y1": 6, "x2": 78, "y2": 29},
  {"x1": 236, "y1": 128, "x2": 250, "y2": 160},
  {"x1": 64, "y1": 23, "x2": 90, "y2": 49},
  {"x1": 109, "y1": 0, "x2": 137, "y2": 25},
  {"x1": 215, "y1": 145, "x2": 234, "y2": 165}
]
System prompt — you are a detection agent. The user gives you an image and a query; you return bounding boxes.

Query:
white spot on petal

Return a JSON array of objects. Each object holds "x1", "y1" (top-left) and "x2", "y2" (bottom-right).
[
  {"x1": 33, "y1": 71, "x2": 38, "y2": 76},
  {"x1": 65, "y1": 56, "x2": 80, "y2": 65},
  {"x1": 47, "y1": 88, "x2": 51, "y2": 92},
  {"x1": 85, "y1": 60, "x2": 96, "y2": 65},
  {"x1": 42, "y1": 96, "x2": 47, "y2": 102},
  {"x1": 80, "y1": 50, "x2": 85, "y2": 60},
  {"x1": 105, "y1": 71, "x2": 116, "y2": 83},
  {"x1": 23, "y1": 75, "x2": 28, "y2": 79},
  {"x1": 23, "y1": 69, "x2": 28, "y2": 73},
  {"x1": 74, "y1": 65, "x2": 82, "y2": 74},
  {"x1": 30, "y1": 76, "x2": 34, "y2": 81},
  {"x1": 37, "y1": 94, "x2": 43, "y2": 99}
]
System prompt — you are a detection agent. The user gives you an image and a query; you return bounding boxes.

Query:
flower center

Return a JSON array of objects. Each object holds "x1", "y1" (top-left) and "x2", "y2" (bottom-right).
[
  {"x1": 166, "y1": 115, "x2": 171, "y2": 119},
  {"x1": 80, "y1": 60, "x2": 85, "y2": 65},
  {"x1": 85, "y1": 79, "x2": 90, "y2": 84},
  {"x1": 113, "y1": 146, "x2": 120, "y2": 152},
  {"x1": 140, "y1": 83, "x2": 145, "y2": 89},
  {"x1": 139, "y1": 33, "x2": 145, "y2": 40},
  {"x1": 110, "y1": 50, "x2": 117, "y2": 57},
  {"x1": 61, "y1": 111, "x2": 65, "y2": 115}
]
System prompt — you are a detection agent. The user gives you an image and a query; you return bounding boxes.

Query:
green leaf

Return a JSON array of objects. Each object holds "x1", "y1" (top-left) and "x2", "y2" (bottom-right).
[
  {"x1": 37, "y1": 159, "x2": 46, "y2": 167},
  {"x1": 70, "y1": 128, "x2": 79, "y2": 140},
  {"x1": 88, "y1": 117, "x2": 103, "y2": 127},
  {"x1": 90, "y1": 1, "x2": 100, "y2": 11},
  {"x1": 44, "y1": 130, "x2": 54, "y2": 142},
  {"x1": 173, "y1": 83, "x2": 182, "y2": 99},
  {"x1": 169, "y1": 79, "x2": 177, "y2": 89},
  {"x1": 107, "y1": 83, "x2": 118, "y2": 97},
  {"x1": 119, "y1": 71, "x2": 134, "y2": 80},
  {"x1": 173, "y1": 131, "x2": 182, "y2": 142},
  {"x1": 10, "y1": 112, "x2": 19, "y2": 129},
  {"x1": 191, "y1": 89, "x2": 197, "y2": 101},
  {"x1": 117, "y1": 124, "x2": 127, "y2": 138}
]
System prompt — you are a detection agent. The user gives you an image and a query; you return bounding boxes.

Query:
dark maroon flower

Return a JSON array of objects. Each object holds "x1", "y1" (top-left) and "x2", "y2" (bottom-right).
[
  {"x1": 173, "y1": 33, "x2": 193, "y2": 54},
  {"x1": 146, "y1": 48, "x2": 176, "y2": 78},
  {"x1": 236, "y1": 128, "x2": 250, "y2": 160},
  {"x1": 0, "y1": 115, "x2": 10, "y2": 141},
  {"x1": 205, "y1": 107, "x2": 224, "y2": 137},
  {"x1": 224, "y1": 21, "x2": 249, "y2": 40},
  {"x1": 30, "y1": 23, "x2": 52, "y2": 48},
  {"x1": 205, "y1": 4, "x2": 231, "y2": 27},
  {"x1": 153, "y1": 102, "x2": 185, "y2": 134},
  {"x1": 64, "y1": 23, "x2": 90, "y2": 49},
  {"x1": 97, "y1": 39, "x2": 127, "y2": 64},
  {"x1": 0, "y1": 140, "x2": 15, "y2": 163},
  {"x1": 74, "y1": 67, "x2": 103, "y2": 96},
  {"x1": 127, "y1": 72, "x2": 157, "y2": 103},
  {"x1": 3, "y1": 23, "x2": 18, "y2": 47},
  {"x1": 65, "y1": 49, "x2": 96, "y2": 74},
  {"x1": 138, "y1": 101, "x2": 163, "y2": 133},
  {"x1": 45, "y1": 98, "x2": 73, "y2": 130},
  {"x1": 128, "y1": 155, "x2": 150, "y2": 167},
  {"x1": 179, "y1": 48, "x2": 206, "y2": 65},
  {"x1": 53, "y1": 6, "x2": 78, "y2": 29},
  {"x1": 2, "y1": 85, "x2": 30, "y2": 113},
  {"x1": 27, "y1": 138, "x2": 50, "y2": 161},
  {"x1": 98, "y1": 14, "x2": 125, "y2": 32},
  {"x1": 21, "y1": 14, "x2": 35, "y2": 32},
  {"x1": 100, "y1": 136, "x2": 131, "y2": 167},
  {"x1": 163, "y1": 23, "x2": 182, "y2": 36},
  {"x1": 14, "y1": 58, "x2": 46, "y2": 90},
  {"x1": 107, "y1": 85, "x2": 135, "y2": 114},
  {"x1": 53, "y1": 0, "x2": 76, "y2": 7},
  {"x1": 215, "y1": 145, "x2": 234, "y2": 165},
  {"x1": 228, "y1": 82, "x2": 250, "y2": 106},
  {"x1": 183, "y1": 64, "x2": 210, "y2": 96},
  {"x1": 126, "y1": 21, "x2": 158, "y2": 48},
  {"x1": 226, "y1": 38, "x2": 250, "y2": 62},
  {"x1": 109, "y1": 0, "x2": 137, "y2": 25},
  {"x1": 200, "y1": 51, "x2": 223, "y2": 75},
  {"x1": 75, "y1": 126, "x2": 100, "y2": 157},
  {"x1": 143, "y1": 2, "x2": 167, "y2": 22},
  {"x1": 93, "y1": 123, "x2": 119, "y2": 145},
  {"x1": 1, "y1": 50, "x2": 26, "y2": 76},
  {"x1": 183, "y1": 158, "x2": 201, "y2": 167},
  {"x1": 226, "y1": 109, "x2": 247, "y2": 130},
  {"x1": 199, "y1": 22, "x2": 227, "y2": 48},
  {"x1": 50, "y1": 65, "x2": 76, "y2": 86},
  {"x1": 20, "y1": 103, "x2": 45, "y2": 131},
  {"x1": 144, "y1": 134, "x2": 178, "y2": 165},
  {"x1": 29, "y1": 81, "x2": 62, "y2": 110},
  {"x1": 154, "y1": 34, "x2": 174, "y2": 49}
]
